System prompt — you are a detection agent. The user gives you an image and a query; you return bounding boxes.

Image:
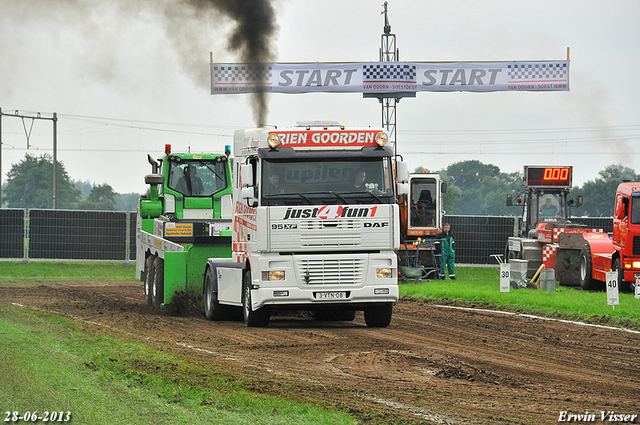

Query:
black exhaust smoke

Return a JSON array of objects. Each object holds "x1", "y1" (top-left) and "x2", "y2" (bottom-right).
[{"x1": 187, "y1": 0, "x2": 277, "y2": 126}]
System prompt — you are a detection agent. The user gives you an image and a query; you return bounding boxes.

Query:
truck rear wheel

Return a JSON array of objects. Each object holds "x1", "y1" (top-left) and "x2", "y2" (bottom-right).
[
  {"x1": 152, "y1": 256, "x2": 164, "y2": 308},
  {"x1": 612, "y1": 257, "x2": 632, "y2": 292},
  {"x1": 364, "y1": 303, "x2": 393, "y2": 327},
  {"x1": 579, "y1": 248, "x2": 598, "y2": 290},
  {"x1": 242, "y1": 270, "x2": 270, "y2": 327},
  {"x1": 144, "y1": 255, "x2": 155, "y2": 306},
  {"x1": 204, "y1": 267, "x2": 227, "y2": 321}
]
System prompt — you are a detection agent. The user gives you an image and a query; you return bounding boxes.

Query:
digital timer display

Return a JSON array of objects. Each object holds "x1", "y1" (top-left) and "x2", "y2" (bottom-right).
[{"x1": 525, "y1": 166, "x2": 572, "y2": 187}]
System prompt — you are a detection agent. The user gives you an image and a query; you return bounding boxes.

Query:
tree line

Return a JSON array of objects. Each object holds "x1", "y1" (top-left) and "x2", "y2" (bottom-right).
[
  {"x1": 2, "y1": 153, "x2": 635, "y2": 217},
  {"x1": 428, "y1": 160, "x2": 638, "y2": 217},
  {"x1": 2, "y1": 153, "x2": 140, "y2": 211}
]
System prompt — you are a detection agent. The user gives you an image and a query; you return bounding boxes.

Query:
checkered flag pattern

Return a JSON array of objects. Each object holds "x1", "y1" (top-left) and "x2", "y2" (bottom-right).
[
  {"x1": 211, "y1": 65, "x2": 272, "y2": 83},
  {"x1": 363, "y1": 64, "x2": 416, "y2": 82},
  {"x1": 552, "y1": 228, "x2": 603, "y2": 242},
  {"x1": 542, "y1": 246, "x2": 558, "y2": 267},
  {"x1": 508, "y1": 63, "x2": 567, "y2": 80}
]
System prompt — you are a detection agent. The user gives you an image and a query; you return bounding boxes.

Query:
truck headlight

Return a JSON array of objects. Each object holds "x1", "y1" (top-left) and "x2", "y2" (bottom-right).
[
  {"x1": 376, "y1": 268, "x2": 392, "y2": 278},
  {"x1": 262, "y1": 270, "x2": 285, "y2": 281},
  {"x1": 633, "y1": 261, "x2": 640, "y2": 269}
]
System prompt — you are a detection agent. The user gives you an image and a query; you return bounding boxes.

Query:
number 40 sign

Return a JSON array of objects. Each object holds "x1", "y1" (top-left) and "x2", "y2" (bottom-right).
[{"x1": 605, "y1": 271, "x2": 619, "y2": 309}]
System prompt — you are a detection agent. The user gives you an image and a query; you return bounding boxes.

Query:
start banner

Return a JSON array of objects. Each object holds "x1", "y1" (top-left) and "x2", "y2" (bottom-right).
[{"x1": 211, "y1": 61, "x2": 569, "y2": 94}]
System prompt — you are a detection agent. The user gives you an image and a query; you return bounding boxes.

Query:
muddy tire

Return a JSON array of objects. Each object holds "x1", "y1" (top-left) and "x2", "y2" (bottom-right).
[
  {"x1": 204, "y1": 267, "x2": 226, "y2": 321},
  {"x1": 144, "y1": 255, "x2": 155, "y2": 306},
  {"x1": 242, "y1": 270, "x2": 270, "y2": 327},
  {"x1": 579, "y1": 248, "x2": 598, "y2": 290},
  {"x1": 152, "y1": 256, "x2": 164, "y2": 308},
  {"x1": 364, "y1": 303, "x2": 393, "y2": 328}
]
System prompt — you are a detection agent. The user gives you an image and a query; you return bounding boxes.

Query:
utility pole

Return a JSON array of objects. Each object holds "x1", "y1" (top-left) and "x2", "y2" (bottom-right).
[{"x1": 0, "y1": 109, "x2": 59, "y2": 209}]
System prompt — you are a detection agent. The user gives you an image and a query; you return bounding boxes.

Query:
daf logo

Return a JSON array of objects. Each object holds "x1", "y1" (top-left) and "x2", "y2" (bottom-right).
[{"x1": 364, "y1": 222, "x2": 389, "y2": 228}]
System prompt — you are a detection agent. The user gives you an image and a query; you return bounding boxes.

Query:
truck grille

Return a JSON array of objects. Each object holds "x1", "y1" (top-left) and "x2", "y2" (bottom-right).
[
  {"x1": 634, "y1": 236, "x2": 640, "y2": 255},
  {"x1": 299, "y1": 219, "x2": 361, "y2": 248},
  {"x1": 297, "y1": 257, "x2": 365, "y2": 285}
]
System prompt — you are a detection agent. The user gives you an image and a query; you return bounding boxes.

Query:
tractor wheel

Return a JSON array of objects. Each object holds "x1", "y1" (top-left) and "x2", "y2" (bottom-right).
[
  {"x1": 152, "y1": 256, "x2": 164, "y2": 308},
  {"x1": 242, "y1": 269, "x2": 270, "y2": 327},
  {"x1": 579, "y1": 248, "x2": 598, "y2": 290},
  {"x1": 204, "y1": 267, "x2": 226, "y2": 321},
  {"x1": 364, "y1": 303, "x2": 393, "y2": 328},
  {"x1": 144, "y1": 255, "x2": 155, "y2": 306}
]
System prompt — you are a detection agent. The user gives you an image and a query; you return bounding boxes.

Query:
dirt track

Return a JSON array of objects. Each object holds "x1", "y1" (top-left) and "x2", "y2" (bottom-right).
[{"x1": 3, "y1": 281, "x2": 639, "y2": 425}]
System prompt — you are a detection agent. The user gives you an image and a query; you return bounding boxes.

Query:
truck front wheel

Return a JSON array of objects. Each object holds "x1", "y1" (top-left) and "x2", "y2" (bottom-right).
[
  {"x1": 364, "y1": 303, "x2": 393, "y2": 327},
  {"x1": 204, "y1": 267, "x2": 227, "y2": 321},
  {"x1": 579, "y1": 248, "x2": 598, "y2": 290},
  {"x1": 242, "y1": 270, "x2": 270, "y2": 327}
]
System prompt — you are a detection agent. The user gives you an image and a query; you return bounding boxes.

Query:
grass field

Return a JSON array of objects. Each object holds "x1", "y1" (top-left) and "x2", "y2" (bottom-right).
[
  {"x1": 0, "y1": 304, "x2": 357, "y2": 425},
  {"x1": 400, "y1": 266, "x2": 640, "y2": 331},
  {"x1": 2, "y1": 261, "x2": 639, "y2": 424}
]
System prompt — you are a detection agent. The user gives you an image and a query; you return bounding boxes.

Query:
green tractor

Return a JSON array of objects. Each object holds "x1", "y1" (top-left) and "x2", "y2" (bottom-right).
[{"x1": 136, "y1": 145, "x2": 233, "y2": 313}]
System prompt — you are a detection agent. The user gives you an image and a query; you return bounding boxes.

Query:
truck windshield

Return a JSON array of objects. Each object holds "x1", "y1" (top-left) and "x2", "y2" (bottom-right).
[
  {"x1": 167, "y1": 159, "x2": 228, "y2": 196},
  {"x1": 631, "y1": 195, "x2": 640, "y2": 224},
  {"x1": 261, "y1": 157, "x2": 395, "y2": 205}
]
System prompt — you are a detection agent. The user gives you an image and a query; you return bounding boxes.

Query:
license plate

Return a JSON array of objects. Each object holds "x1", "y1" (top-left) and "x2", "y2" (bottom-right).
[{"x1": 315, "y1": 291, "x2": 346, "y2": 300}]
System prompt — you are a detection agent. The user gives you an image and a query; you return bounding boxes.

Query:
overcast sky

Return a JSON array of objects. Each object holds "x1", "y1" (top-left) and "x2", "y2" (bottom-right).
[{"x1": 1, "y1": 0, "x2": 639, "y2": 196}]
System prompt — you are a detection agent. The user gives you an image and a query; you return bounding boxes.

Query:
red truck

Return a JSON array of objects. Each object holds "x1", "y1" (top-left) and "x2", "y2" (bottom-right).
[
  {"x1": 555, "y1": 182, "x2": 639, "y2": 292},
  {"x1": 507, "y1": 167, "x2": 638, "y2": 292}
]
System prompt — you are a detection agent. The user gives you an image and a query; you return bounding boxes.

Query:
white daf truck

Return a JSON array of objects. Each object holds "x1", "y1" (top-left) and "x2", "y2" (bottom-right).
[{"x1": 204, "y1": 122, "x2": 408, "y2": 327}]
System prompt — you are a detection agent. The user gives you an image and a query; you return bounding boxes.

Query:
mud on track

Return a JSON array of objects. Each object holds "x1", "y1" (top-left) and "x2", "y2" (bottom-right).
[{"x1": 3, "y1": 281, "x2": 639, "y2": 425}]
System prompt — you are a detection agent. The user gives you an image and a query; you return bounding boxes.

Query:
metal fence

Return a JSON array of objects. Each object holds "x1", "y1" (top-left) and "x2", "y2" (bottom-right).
[
  {"x1": 444, "y1": 215, "x2": 517, "y2": 264},
  {"x1": 0, "y1": 209, "x2": 136, "y2": 262},
  {"x1": 0, "y1": 209, "x2": 615, "y2": 265}
]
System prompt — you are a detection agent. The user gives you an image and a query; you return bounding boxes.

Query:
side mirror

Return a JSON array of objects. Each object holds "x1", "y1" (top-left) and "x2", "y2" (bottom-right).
[
  {"x1": 240, "y1": 164, "x2": 254, "y2": 187},
  {"x1": 397, "y1": 183, "x2": 409, "y2": 196},
  {"x1": 441, "y1": 182, "x2": 447, "y2": 194},
  {"x1": 577, "y1": 195, "x2": 583, "y2": 207},
  {"x1": 241, "y1": 187, "x2": 254, "y2": 199},
  {"x1": 396, "y1": 161, "x2": 409, "y2": 184},
  {"x1": 506, "y1": 194, "x2": 513, "y2": 206}
]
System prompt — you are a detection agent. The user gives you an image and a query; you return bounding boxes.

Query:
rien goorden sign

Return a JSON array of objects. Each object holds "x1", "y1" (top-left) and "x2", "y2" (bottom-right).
[
  {"x1": 270, "y1": 130, "x2": 381, "y2": 147},
  {"x1": 211, "y1": 61, "x2": 569, "y2": 94}
]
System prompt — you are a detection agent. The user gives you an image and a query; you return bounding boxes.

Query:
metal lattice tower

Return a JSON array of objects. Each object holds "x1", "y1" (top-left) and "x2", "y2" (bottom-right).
[{"x1": 364, "y1": 2, "x2": 415, "y2": 155}]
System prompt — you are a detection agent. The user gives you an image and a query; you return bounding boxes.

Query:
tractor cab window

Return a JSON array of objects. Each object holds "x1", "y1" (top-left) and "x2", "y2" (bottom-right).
[
  {"x1": 409, "y1": 178, "x2": 437, "y2": 228},
  {"x1": 167, "y1": 159, "x2": 228, "y2": 197},
  {"x1": 533, "y1": 191, "x2": 567, "y2": 227}
]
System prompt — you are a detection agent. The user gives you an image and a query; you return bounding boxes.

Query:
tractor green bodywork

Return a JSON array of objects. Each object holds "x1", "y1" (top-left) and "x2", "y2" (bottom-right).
[{"x1": 137, "y1": 150, "x2": 233, "y2": 309}]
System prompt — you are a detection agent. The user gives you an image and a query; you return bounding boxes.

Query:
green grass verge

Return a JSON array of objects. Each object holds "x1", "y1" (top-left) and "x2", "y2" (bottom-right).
[
  {"x1": 0, "y1": 304, "x2": 357, "y2": 425},
  {"x1": 400, "y1": 266, "x2": 640, "y2": 331},
  {"x1": 0, "y1": 261, "x2": 135, "y2": 286}
]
